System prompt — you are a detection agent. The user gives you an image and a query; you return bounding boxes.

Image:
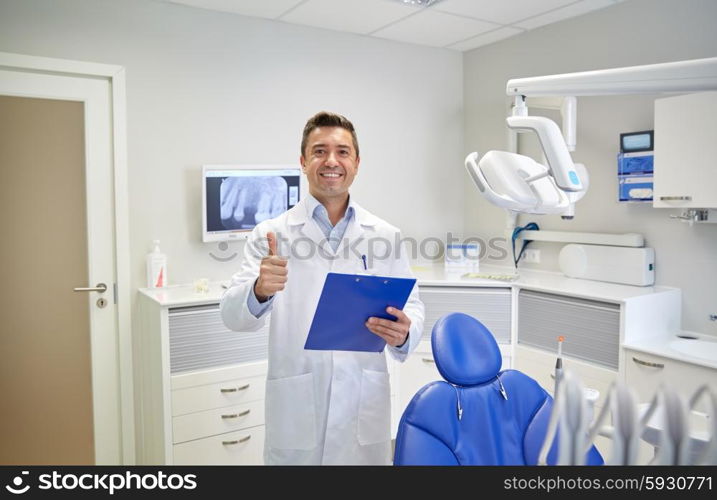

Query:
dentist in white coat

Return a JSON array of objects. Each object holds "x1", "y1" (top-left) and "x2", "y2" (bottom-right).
[{"x1": 221, "y1": 111, "x2": 424, "y2": 465}]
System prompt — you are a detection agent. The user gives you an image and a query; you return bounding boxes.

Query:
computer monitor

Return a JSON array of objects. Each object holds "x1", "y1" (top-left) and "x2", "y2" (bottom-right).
[{"x1": 202, "y1": 165, "x2": 301, "y2": 242}]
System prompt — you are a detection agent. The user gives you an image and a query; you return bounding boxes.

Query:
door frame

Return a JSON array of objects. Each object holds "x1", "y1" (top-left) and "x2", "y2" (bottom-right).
[{"x1": 0, "y1": 51, "x2": 134, "y2": 464}]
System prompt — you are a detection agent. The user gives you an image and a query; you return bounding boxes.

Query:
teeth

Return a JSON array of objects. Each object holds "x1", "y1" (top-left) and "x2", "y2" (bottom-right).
[{"x1": 321, "y1": 173, "x2": 341, "y2": 177}]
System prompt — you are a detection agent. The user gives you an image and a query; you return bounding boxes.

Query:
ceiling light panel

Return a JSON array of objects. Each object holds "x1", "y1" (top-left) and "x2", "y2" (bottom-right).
[
  {"x1": 165, "y1": 0, "x2": 304, "y2": 19},
  {"x1": 448, "y1": 26, "x2": 524, "y2": 51},
  {"x1": 280, "y1": 0, "x2": 419, "y2": 34},
  {"x1": 436, "y1": 0, "x2": 576, "y2": 25},
  {"x1": 373, "y1": 9, "x2": 500, "y2": 48},
  {"x1": 515, "y1": 0, "x2": 616, "y2": 30}
]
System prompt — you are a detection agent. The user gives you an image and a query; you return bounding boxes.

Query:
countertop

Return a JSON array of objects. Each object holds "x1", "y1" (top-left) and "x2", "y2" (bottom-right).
[
  {"x1": 138, "y1": 263, "x2": 715, "y2": 370},
  {"x1": 624, "y1": 334, "x2": 717, "y2": 370},
  {"x1": 412, "y1": 263, "x2": 676, "y2": 304},
  {"x1": 139, "y1": 263, "x2": 676, "y2": 307}
]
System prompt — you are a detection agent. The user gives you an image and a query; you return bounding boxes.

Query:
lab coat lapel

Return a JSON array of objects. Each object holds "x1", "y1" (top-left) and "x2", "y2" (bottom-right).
[{"x1": 287, "y1": 198, "x2": 330, "y2": 251}]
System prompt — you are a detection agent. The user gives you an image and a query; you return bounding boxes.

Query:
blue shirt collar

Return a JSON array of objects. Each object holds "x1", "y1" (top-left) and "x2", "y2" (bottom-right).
[{"x1": 305, "y1": 193, "x2": 355, "y2": 226}]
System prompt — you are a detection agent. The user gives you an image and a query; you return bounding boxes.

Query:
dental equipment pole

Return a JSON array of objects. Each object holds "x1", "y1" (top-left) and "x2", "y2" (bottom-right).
[
  {"x1": 537, "y1": 336, "x2": 568, "y2": 465},
  {"x1": 586, "y1": 383, "x2": 642, "y2": 465},
  {"x1": 651, "y1": 388, "x2": 690, "y2": 465},
  {"x1": 557, "y1": 371, "x2": 591, "y2": 465},
  {"x1": 555, "y1": 335, "x2": 564, "y2": 382},
  {"x1": 688, "y1": 385, "x2": 717, "y2": 465}
]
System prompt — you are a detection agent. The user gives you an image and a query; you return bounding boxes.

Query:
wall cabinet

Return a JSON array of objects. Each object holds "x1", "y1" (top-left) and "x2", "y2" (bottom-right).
[{"x1": 653, "y1": 91, "x2": 717, "y2": 209}]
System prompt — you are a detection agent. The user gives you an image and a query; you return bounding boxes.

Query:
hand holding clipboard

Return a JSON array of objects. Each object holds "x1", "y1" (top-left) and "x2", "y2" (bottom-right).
[{"x1": 304, "y1": 273, "x2": 417, "y2": 352}]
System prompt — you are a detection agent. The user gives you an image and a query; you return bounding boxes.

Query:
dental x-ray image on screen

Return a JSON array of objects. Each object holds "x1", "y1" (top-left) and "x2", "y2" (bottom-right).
[
  {"x1": 220, "y1": 176, "x2": 288, "y2": 229},
  {"x1": 203, "y1": 165, "x2": 301, "y2": 242}
]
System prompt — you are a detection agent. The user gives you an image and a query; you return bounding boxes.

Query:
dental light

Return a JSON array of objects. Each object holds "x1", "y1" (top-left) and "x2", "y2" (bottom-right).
[{"x1": 466, "y1": 57, "x2": 717, "y2": 219}]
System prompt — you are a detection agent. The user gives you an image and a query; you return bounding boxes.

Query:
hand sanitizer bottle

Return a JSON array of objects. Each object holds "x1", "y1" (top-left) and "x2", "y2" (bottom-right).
[{"x1": 146, "y1": 240, "x2": 167, "y2": 288}]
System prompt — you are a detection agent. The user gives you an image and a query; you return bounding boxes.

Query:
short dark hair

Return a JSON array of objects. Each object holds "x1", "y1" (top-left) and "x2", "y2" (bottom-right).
[{"x1": 301, "y1": 111, "x2": 359, "y2": 158}]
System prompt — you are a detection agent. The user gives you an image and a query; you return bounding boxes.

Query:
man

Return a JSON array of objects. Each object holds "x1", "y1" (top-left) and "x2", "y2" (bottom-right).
[{"x1": 220, "y1": 111, "x2": 424, "y2": 465}]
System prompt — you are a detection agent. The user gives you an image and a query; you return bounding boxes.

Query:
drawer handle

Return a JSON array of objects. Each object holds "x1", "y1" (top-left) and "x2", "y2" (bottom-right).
[
  {"x1": 659, "y1": 196, "x2": 692, "y2": 201},
  {"x1": 221, "y1": 409, "x2": 251, "y2": 419},
  {"x1": 632, "y1": 356, "x2": 664, "y2": 369},
  {"x1": 220, "y1": 383, "x2": 250, "y2": 393},
  {"x1": 422, "y1": 357, "x2": 435, "y2": 364},
  {"x1": 222, "y1": 435, "x2": 251, "y2": 446}
]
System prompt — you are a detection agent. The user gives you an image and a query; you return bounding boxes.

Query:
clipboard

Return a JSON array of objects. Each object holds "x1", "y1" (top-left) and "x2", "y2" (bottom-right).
[{"x1": 304, "y1": 272, "x2": 417, "y2": 352}]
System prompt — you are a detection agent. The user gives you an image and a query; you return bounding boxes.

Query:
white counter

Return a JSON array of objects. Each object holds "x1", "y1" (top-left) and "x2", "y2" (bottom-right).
[
  {"x1": 624, "y1": 334, "x2": 717, "y2": 370},
  {"x1": 138, "y1": 263, "x2": 716, "y2": 370},
  {"x1": 411, "y1": 263, "x2": 677, "y2": 304},
  {"x1": 139, "y1": 283, "x2": 226, "y2": 308}
]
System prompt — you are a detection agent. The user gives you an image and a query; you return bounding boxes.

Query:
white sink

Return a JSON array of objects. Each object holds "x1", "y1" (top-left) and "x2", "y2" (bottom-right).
[{"x1": 669, "y1": 338, "x2": 717, "y2": 362}]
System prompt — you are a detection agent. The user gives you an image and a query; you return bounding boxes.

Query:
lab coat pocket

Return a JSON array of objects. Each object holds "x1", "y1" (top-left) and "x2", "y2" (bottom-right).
[
  {"x1": 265, "y1": 372, "x2": 317, "y2": 450},
  {"x1": 357, "y1": 369, "x2": 391, "y2": 446}
]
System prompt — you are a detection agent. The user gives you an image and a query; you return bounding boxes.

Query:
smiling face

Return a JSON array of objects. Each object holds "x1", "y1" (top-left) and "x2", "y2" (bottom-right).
[{"x1": 300, "y1": 126, "x2": 360, "y2": 203}]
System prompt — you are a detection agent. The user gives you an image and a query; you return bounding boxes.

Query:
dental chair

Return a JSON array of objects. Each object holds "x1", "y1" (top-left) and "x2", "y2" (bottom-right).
[{"x1": 393, "y1": 312, "x2": 603, "y2": 465}]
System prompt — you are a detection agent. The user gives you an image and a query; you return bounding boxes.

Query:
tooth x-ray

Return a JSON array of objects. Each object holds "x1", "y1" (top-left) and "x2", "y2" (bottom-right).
[
  {"x1": 203, "y1": 166, "x2": 301, "y2": 242},
  {"x1": 220, "y1": 176, "x2": 288, "y2": 230}
]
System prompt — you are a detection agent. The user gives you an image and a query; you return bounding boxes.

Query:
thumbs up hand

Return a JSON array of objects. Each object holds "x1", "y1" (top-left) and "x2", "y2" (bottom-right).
[{"x1": 254, "y1": 231, "x2": 288, "y2": 303}]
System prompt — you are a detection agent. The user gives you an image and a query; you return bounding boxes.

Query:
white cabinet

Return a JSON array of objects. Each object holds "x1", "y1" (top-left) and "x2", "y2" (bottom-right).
[
  {"x1": 623, "y1": 348, "x2": 717, "y2": 411},
  {"x1": 171, "y1": 363, "x2": 267, "y2": 465},
  {"x1": 136, "y1": 288, "x2": 269, "y2": 465},
  {"x1": 514, "y1": 289, "x2": 626, "y2": 459},
  {"x1": 623, "y1": 347, "x2": 717, "y2": 463},
  {"x1": 653, "y1": 91, "x2": 717, "y2": 208},
  {"x1": 419, "y1": 286, "x2": 511, "y2": 343}
]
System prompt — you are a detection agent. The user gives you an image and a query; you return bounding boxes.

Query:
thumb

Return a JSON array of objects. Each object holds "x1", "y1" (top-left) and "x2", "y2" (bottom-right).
[{"x1": 267, "y1": 231, "x2": 278, "y2": 256}]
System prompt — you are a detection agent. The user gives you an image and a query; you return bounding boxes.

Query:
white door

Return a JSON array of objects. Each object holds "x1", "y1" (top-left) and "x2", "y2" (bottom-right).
[{"x1": 0, "y1": 66, "x2": 124, "y2": 464}]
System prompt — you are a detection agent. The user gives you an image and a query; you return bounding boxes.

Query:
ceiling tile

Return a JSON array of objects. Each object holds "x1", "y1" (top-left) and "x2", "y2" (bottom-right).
[
  {"x1": 280, "y1": 0, "x2": 419, "y2": 35},
  {"x1": 515, "y1": 0, "x2": 616, "y2": 30},
  {"x1": 435, "y1": 0, "x2": 575, "y2": 25},
  {"x1": 373, "y1": 10, "x2": 500, "y2": 48},
  {"x1": 448, "y1": 26, "x2": 524, "y2": 51},
  {"x1": 164, "y1": 0, "x2": 304, "y2": 19}
]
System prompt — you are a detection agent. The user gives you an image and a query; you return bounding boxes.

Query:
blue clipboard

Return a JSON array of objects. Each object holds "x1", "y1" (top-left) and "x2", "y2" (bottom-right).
[{"x1": 304, "y1": 272, "x2": 417, "y2": 353}]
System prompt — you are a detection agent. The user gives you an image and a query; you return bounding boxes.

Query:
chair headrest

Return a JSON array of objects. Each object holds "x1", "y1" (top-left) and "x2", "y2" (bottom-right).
[{"x1": 431, "y1": 312, "x2": 502, "y2": 386}]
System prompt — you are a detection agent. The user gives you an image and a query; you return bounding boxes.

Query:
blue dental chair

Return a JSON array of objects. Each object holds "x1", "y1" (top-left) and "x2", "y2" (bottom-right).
[{"x1": 393, "y1": 313, "x2": 603, "y2": 465}]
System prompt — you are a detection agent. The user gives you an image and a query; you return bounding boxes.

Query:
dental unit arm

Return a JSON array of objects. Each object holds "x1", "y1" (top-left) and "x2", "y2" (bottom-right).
[{"x1": 466, "y1": 57, "x2": 717, "y2": 218}]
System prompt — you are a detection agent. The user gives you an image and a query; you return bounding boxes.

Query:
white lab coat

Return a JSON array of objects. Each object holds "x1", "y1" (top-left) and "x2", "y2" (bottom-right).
[{"x1": 220, "y1": 198, "x2": 424, "y2": 465}]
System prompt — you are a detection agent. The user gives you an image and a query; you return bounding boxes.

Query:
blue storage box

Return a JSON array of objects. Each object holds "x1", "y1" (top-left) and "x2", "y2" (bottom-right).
[
  {"x1": 618, "y1": 152, "x2": 654, "y2": 175},
  {"x1": 618, "y1": 175, "x2": 653, "y2": 202}
]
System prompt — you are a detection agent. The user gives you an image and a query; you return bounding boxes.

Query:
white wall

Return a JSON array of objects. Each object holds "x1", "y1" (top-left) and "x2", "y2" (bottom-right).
[
  {"x1": 0, "y1": 0, "x2": 463, "y2": 291},
  {"x1": 463, "y1": 0, "x2": 717, "y2": 335}
]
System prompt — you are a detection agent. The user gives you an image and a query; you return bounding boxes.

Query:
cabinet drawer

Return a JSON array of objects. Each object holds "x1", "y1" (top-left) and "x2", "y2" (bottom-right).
[
  {"x1": 172, "y1": 399, "x2": 265, "y2": 444},
  {"x1": 624, "y1": 349, "x2": 717, "y2": 411},
  {"x1": 172, "y1": 375, "x2": 266, "y2": 416},
  {"x1": 514, "y1": 345, "x2": 618, "y2": 410},
  {"x1": 518, "y1": 290, "x2": 619, "y2": 369},
  {"x1": 421, "y1": 287, "x2": 511, "y2": 343},
  {"x1": 168, "y1": 305, "x2": 269, "y2": 374},
  {"x1": 173, "y1": 426, "x2": 264, "y2": 465}
]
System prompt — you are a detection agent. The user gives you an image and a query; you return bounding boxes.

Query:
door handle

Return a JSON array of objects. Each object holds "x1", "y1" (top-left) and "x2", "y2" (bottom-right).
[{"x1": 73, "y1": 283, "x2": 107, "y2": 293}]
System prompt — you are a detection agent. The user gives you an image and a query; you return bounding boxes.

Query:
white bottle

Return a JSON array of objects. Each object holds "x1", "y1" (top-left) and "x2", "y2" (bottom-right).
[{"x1": 146, "y1": 240, "x2": 168, "y2": 288}]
